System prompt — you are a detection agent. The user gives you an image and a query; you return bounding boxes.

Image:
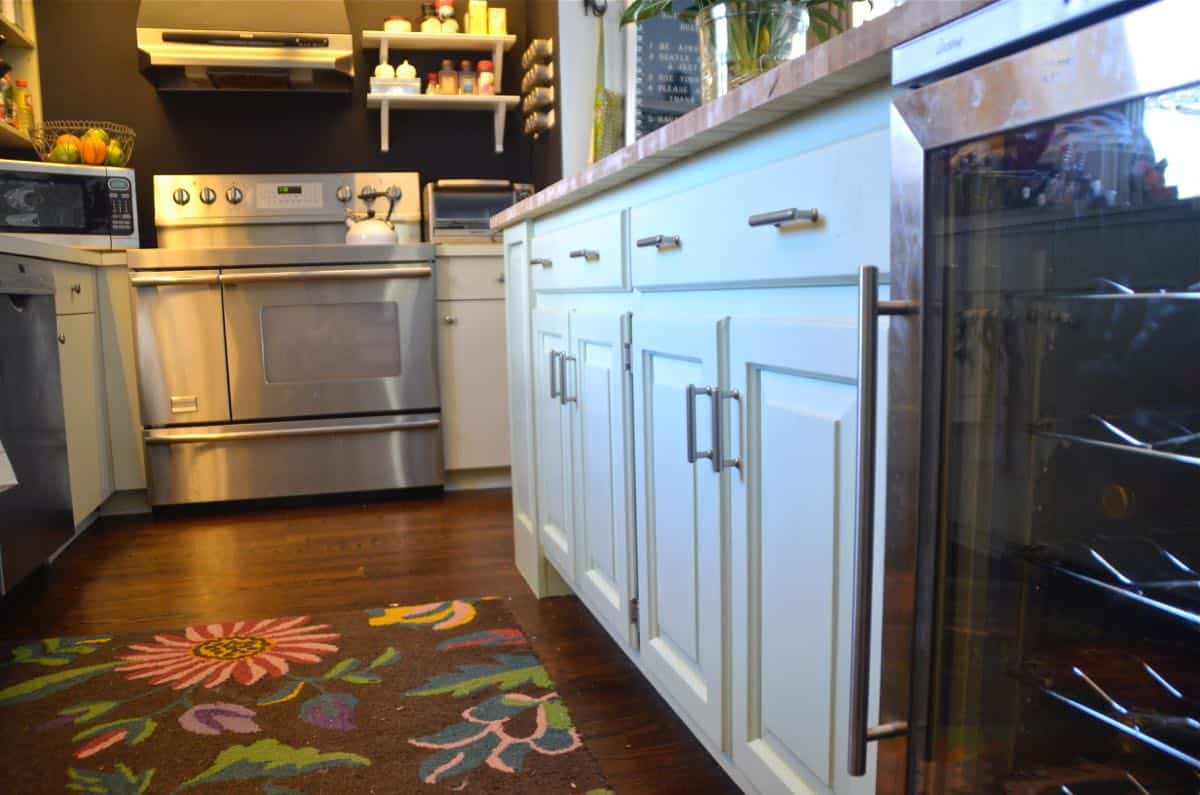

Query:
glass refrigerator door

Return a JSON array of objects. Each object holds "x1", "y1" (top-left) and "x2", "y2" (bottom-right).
[{"x1": 923, "y1": 83, "x2": 1200, "y2": 793}]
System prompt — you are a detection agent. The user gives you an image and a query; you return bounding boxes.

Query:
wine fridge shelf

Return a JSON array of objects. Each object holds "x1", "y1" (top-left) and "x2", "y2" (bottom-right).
[
  {"x1": 1042, "y1": 688, "x2": 1200, "y2": 771},
  {"x1": 1035, "y1": 412, "x2": 1200, "y2": 469}
]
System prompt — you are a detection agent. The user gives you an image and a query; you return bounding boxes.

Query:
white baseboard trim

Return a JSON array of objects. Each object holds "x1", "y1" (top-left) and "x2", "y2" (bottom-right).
[{"x1": 445, "y1": 467, "x2": 511, "y2": 492}]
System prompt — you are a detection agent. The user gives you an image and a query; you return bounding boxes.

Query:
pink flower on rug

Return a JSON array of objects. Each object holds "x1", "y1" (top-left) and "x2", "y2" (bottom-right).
[
  {"x1": 74, "y1": 728, "x2": 128, "y2": 759},
  {"x1": 116, "y1": 616, "x2": 340, "y2": 690},
  {"x1": 178, "y1": 703, "x2": 262, "y2": 735}
]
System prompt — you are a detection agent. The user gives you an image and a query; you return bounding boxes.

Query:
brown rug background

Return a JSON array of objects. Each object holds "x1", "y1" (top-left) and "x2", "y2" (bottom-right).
[{"x1": 0, "y1": 596, "x2": 612, "y2": 794}]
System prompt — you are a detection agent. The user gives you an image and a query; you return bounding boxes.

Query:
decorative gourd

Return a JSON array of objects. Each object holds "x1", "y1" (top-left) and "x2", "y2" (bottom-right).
[{"x1": 79, "y1": 134, "x2": 107, "y2": 165}]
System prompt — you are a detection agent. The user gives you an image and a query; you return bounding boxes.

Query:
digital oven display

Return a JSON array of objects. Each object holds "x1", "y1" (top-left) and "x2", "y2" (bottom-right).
[{"x1": 277, "y1": 185, "x2": 303, "y2": 195}]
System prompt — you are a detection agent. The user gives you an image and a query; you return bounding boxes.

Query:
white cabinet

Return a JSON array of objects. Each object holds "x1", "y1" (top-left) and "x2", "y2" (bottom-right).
[
  {"x1": 530, "y1": 211, "x2": 628, "y2": 293},
  {"x1": 56, "y1": 312, "x2": 113, "y2": 527},
  {"x1": 632, "y1": 314, "x2": 726, "y2": 749},
  {"x1": 532, "y1": 307, "x2": 575, "y2": 583},
  {"x1": 438, "y1": 300, "x2": 510, "y2": 470},
  {"x1": 568, "y1": 311, "x2": 637, "y2": 648},
  {"x1": 728, "y1": 317, "x2": 882, "y2": 795}
]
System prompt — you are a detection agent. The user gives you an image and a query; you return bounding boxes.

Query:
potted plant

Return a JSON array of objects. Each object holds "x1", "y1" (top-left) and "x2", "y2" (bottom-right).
[{"x1": 621, "y1": 0, "x2": 868, "y2": 102}]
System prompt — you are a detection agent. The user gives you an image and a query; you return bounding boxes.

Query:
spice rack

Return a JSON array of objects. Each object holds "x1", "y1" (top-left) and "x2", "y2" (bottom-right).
[
  {"x1": 362, "y1": 31, "x2": 519, "y2": 154},
  {"x1": 0, "y1": 0, "x2": 40, "y2": 150}
]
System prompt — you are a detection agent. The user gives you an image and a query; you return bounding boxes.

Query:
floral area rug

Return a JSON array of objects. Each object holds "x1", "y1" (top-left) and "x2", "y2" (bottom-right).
[{"x1": 0, "y1": 597, "x2": 614, "y2": 794}]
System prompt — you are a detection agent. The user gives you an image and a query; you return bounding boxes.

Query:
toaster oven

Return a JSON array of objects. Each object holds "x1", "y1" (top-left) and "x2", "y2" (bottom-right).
[{"x1": 423, "y1": 179, "x2": 532, "y2": 242}]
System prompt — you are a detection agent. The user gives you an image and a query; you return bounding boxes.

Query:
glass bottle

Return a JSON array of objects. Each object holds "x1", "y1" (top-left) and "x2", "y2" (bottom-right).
[
  {"x1": 459, "y1": 59, "x2": 476, "y2": 95},
  {"x1": 438, "y1": 59, "x2": 458, "y2": 95}
]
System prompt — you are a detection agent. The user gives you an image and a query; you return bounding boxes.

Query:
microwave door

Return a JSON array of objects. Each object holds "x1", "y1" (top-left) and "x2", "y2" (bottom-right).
[{"x1": 887, "y1": 3, "x2": 1200, "y2": 793}]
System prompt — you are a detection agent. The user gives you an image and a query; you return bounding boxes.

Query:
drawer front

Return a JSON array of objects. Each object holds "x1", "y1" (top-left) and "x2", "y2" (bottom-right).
[
  {"x1": 52, "y1": 264, "x2": 97, "y2": 315},
  {"x1": 436, "y1": 254, "x2": 506, "y2": 300},
  {"x1": 630, "y1": 129, "x2": 889, "y2": 290},
  {"x1": 530, "y1": 211, "x2": 627, "y2": 292}
]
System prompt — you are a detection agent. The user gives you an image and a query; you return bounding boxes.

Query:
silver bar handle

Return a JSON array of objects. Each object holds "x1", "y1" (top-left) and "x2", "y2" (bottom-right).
[
  {"x1": 635, "y1": 234, "x2": 681, "y2": 250},
  {"x1": 568, "y1": 249, "x2": 600, "y2": 261},
  {"x1": 849, "y1": 265, "x2": 917, "y2": 777},
  {"x1": 130, "y1": 273, "x2": 220, "y2": 286},
  {"x1": 714, "y1": 389, "x2": 742, "y2": 472},
  {"x1": 530, "y1": 258, "x2": 553, "y2": 268},
  {"x1": 559, "y1": 354, "x2": 577, "y2": 404},
  {"x1": 685, "y1": 385, "x2": 715, "y2": 464},
  {"x1": 145, "y1": 417, "x2": 440, "y2": 445},
  {"x1": 219, "y1": 265, "x2": 432, "y2": 284},
  {"x1": 747, "y1": 207, "x2": 820, "y2": 228},
  {"x1": 549, "y1": 350, "x2": 561, "y2": 399}
]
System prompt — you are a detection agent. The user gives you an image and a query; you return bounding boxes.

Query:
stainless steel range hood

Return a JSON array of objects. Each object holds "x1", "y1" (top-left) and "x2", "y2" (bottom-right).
[{"x1": 136, "y1": 0, "x2": 354, "y2": 92}]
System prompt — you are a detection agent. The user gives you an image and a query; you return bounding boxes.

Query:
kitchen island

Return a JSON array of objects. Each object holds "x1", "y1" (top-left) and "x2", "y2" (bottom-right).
[{"x1": 490, "y1": 3, "x2": 989, "y2": 793}]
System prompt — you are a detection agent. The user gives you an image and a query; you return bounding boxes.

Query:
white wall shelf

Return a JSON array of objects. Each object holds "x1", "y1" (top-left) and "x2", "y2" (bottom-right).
[
  {"x1": 363, "y1": 30, "x2": 518, "y2": 154},
  {"x1": 0, "y1": 121, "x2": 31, "y2": 148},
  {"x1": 0, "y1": 13, "x2": 35, "y2": 48}
]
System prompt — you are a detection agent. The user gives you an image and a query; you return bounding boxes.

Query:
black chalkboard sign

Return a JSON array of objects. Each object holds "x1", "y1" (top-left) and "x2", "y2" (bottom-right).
[{"x1": 635, "y1": 16, "x2": 701, "y2": 138}]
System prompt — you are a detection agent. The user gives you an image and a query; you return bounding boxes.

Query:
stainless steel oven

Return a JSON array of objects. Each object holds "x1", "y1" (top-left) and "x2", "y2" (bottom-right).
[
  {"x1": 0, "y1": 158, "x2": 138, "y2": 249},
  {"x1": 866, "y1": 1, "x2": 1200, "y2": 791}
]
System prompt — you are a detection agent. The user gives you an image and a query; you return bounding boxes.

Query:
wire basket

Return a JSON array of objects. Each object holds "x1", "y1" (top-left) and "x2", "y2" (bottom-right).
[{"x1": 30, "y1": 121, "x2": 135, "y2": 167}]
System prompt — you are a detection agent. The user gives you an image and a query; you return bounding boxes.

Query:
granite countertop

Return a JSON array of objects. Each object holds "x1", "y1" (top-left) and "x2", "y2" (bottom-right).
[
  {"x1": 492, "y1": 0, "x2": 991, "y2": 230},
  {"x1": 0, "y1": 234, "x2": 128, "y2": 267}
]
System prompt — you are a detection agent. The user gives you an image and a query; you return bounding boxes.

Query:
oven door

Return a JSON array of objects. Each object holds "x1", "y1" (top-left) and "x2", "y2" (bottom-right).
[
  {"x1": 885, "y1": 1, "x2": 1200, "y2": 792},
  {"x1": 220, "y1": 263, "x2": 437, "y2": 421}
]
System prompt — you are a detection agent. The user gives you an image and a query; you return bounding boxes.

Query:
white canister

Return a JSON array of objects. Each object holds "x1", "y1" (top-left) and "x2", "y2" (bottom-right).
[
  {"x1": 383, "y1": 16, "x2": 413, "y2": 33},
  {"x1": 374, "y1": 62, "x2": 396, "y2": 79}
]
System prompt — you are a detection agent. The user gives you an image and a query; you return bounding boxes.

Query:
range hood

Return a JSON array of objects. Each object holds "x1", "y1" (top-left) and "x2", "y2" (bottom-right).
[{"x1": 136, "y1": 0, "x2": 354, "y2": 92}]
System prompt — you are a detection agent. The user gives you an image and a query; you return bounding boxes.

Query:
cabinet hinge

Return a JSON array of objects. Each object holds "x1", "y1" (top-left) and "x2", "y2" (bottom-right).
[
  {"x1": 622, "y1": 342, "x2": 632, "y2": 371},
  {"x1": 629, "y1": 597, "x2": 639, "y2": 624}
]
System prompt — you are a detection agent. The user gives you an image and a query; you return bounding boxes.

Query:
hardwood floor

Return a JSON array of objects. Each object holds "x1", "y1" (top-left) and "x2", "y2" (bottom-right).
[{"x1": 0, "y1": 489, "x2": 739, "y2": 794}]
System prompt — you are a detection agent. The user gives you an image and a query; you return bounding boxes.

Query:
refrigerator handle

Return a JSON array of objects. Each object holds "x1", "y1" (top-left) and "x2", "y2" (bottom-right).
[{"x1": 849, "y1": 265, "x2": 918, "y2": 777}]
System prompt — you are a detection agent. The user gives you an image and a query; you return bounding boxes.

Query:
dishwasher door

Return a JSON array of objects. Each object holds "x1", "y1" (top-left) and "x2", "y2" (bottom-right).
[
  {"x1": 0, "y1": 264, "x2": 72, "y2": 594},
  {"x1": 131, "y1": 270, "x2": 230, "y2": 427}
]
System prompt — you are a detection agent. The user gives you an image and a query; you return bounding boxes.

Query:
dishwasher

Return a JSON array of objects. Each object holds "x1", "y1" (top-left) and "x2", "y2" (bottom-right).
[{"x1": 0, "y1": 258, "x2": 72, "y2": 595}]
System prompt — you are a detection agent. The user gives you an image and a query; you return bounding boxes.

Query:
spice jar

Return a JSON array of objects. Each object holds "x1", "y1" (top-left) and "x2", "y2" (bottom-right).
[
  {"x1": 425, "y1": 71, "x2": 439, "y2": 94},
  {"x1": 383, "y1": 15, "x2": 412, "y2": 33},
  {"x1": 438, "y1": 58, "x2": 459, "y2": 95},
  {"x1": 419, "y1": 3, "x2": 440, "y2": 32},
  {"x1": 477, "y1": 59, "x2": 495, "y2": 95},
  {"x1": 459, "y1": 59, "x2": 476, "y2": 95}
]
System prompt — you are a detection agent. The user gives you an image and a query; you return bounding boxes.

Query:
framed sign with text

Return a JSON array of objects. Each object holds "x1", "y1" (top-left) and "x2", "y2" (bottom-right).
[{"x1": 624, "y1": 14, "x2": 701, "y2": 144}]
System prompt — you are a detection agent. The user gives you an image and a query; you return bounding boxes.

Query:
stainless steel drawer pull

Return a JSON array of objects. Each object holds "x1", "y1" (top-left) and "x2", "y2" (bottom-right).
[
  {"x1": 70, "y1": 283, "x2": 82, "y2": 294},
  {"x1": 568, "y1": 249, "x2": 600, "y2": 261},
  {"x1": 144, "y1": 418, "x2": 441, "y2": 445},
  {"x1": 713, "y1": 388, "x2": 742, "y2": 472},
  {"x1": 219, "y1": 266, "x2": 432, "y2": 284},
  {"x1": 635, "y1": 235, "x2": 681, "y2": 250},
  {"x1": 443, "y1": 315, "x2": 457, "y2": 325},
  {"x1": 848, "y1": 265, "x2": 918, "y2": 778},
  {"x1": 685, "y1": 384, "x2": 715, "y2": 464},
  {"x1": 549, "y1": 350, "x2": 561, "y2": 399},
  {"x1": 530, "y1": 257, "x2": 552, "y2": 268},
  {"x1": 558, "y1": 354, "x2": 577, "y2": 405},
  {"x1": 57, "y1": 334, "x2": 66, "y2": 345},
  {"x1": 747, "y1": 207, "x2": 820, "y2": 228},
  {"x1": 130, "y1": 273, "x2": 220, "y2": 286}
]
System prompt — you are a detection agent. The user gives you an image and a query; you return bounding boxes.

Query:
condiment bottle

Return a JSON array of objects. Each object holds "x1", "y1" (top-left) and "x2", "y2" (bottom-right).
[
  {"x1": 438, "y1": 58, "x2": 459, "y2": 95},
  {"x1": 419, "y1": 3, "x2": 440, "y2": 33},
  {"x1": 425, "y1": 71, "x2": 440, "y2": 94},
  {"x1": 477, "y1": 60, "x2": 495, "y2": 95},
  {"x1": 459, "y1": 58, "x2": 476, "y2": 95},
  {"x1": 436, "y1": 0, "x2": 458, "y2": 33},
  {"x1": 14, "y1": 79, "x2": 32, "y2": 132}
]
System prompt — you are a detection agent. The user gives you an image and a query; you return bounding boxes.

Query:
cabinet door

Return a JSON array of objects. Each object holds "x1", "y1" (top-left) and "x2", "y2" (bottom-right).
[
  {"x1": 632, "y1": 314, "x2": 725, "y2": 747},
  {"x1": 532, "y1": 307, "x2": 574, "y2": 584},
  {"x1": 57, "y1": 313, "x2": 113, "y2": 527},
  {"x1": 570, "y1": 311, "x2": 637, "y2": 648},
  {"x1": 438, "y1": 299, "x2": 511, "y2": 470},
  {"x1": 505, "y1": 228, "x2": 539, "y2": 585},
  {"x1": 728, "y1": 316, "x2": 883, "y2": 795}
]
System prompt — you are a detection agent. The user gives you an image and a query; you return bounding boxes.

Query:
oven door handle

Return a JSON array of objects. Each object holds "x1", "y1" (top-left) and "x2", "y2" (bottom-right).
[
  {"x1": 848, "y1": 265, "x2": 918, "y2": 777},
  {"x1": 145, "y1": 417, "x2": 441, "y2": 445},
  {"x1": 218, "y1": 265, "x2": 433, "y2": 284},
  {"x1": 130, "y1": 273, "x2": 220, "y2": 286}
]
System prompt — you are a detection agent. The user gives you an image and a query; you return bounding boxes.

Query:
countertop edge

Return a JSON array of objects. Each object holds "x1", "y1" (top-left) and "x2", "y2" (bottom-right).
[
  {"x1": 0, "y1": 234, "x2": 129, "y2": 267},
  {"x1": 492, "y1": 0, "x2": 992, "y2": 230}
]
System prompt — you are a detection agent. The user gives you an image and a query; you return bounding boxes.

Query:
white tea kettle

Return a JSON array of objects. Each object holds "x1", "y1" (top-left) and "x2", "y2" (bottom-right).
[{"x1": 345, "y1": 185, "x2": 401, "y2": 244}]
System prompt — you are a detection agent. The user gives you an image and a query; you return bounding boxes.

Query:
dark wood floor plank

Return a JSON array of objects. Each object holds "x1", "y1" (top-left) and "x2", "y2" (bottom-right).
[{"x1": 0, "y1": 489, "x2": 740, "y2": 794}]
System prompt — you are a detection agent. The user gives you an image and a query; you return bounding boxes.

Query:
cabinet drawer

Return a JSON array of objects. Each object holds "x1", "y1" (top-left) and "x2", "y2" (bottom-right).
[
  {"x1": 530, "y1": 211, "x2": 627, "y2": 292},
  {"x1": 630, "y1": 129, "x2": 889, "y2": 290},
  {"x1": 436, "y1": 254, "x2": 506, "y2": 300},
  {"x1": 52, "y1": 265, "x2": 97, "y2": 315}
]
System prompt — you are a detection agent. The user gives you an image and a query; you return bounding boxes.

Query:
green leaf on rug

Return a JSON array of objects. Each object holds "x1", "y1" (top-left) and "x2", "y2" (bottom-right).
[
  {"x1": 74, "y1": 716, "x2": 157, "y2": 746},
  {"x1": 261, "y1": 784, "x2": 306, "y2": 795},
  {"x1": 10, "y1": 636, "x2": 111, "y2": 668},
  {"x1": 66, "y1": 762, "x2": 155, "y2": 794},
  {"x1": 175, "y1": 738, "x2": 369, "y2": 792},
  {"x1": 0, "y1": 661, "x2": 121, "y2": 706},
  {"x1": 543, "y1": 699, "x2": 574, "y2": 731},
  {"x1": 321, "y1": 658, "x2": 359, "y2": 680},
  {"x1": 339, "y1": 673, "x2": 382, "y2": 685},
  {"x1": 406, "y1": 654, "x2": 554, "y2": 698},
  {"x1": 257, "y1": 681, "x2": 305, "y2": 706},
  {"x1": 367, "y1": 646, "x2": 401, "y2": 669},
  {"x1": 60, "y1": 700, "x2": 121, "y2": 725}
]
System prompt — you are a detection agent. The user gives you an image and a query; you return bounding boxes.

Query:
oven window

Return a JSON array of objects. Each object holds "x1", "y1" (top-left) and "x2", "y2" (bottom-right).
[
  {"x1": 260, "y1": 302, "x2": 402, "y2": 383},
  {"x1": 434, "y1": 192, "x2": 511, "y2": 231}
]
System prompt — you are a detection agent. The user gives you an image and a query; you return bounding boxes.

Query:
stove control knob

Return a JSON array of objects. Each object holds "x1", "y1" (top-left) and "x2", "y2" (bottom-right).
[
  {"x1": 171, "y1": 187, "x2": 190, "y2": 206},
  {"x1": 199, "y1": 187, "x2": 217, "y2": 205},
  {"x1": 225, "y1": 186, "x2": 244, "y2": 205},
  {"x1": 335, "y1": 184, "x2": 353, "y2": 203}
]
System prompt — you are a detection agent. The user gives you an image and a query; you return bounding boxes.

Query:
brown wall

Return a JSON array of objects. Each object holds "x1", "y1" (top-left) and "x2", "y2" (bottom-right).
[{"x1": 32, "y1": 0, "x2": 540, "y2": 246}]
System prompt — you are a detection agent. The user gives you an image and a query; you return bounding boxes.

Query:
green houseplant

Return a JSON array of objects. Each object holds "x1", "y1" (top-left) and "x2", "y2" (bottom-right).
[{"x1": 622, "y1": 0, "x2": 867, "y2": 101}]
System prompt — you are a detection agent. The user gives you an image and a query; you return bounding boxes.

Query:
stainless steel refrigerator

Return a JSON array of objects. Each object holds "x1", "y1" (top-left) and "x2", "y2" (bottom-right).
[{"x1": 866, "y1": 0, "x2": 1200, "y2": 790}]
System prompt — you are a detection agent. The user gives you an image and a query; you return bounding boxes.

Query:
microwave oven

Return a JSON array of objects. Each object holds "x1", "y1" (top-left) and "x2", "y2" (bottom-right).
[
  {"x1": 0, "y1": 158, "x2": 138, "y2": 249},
  {"x1": 423, "y1": 179, "x2": 533, "y2": 242}
]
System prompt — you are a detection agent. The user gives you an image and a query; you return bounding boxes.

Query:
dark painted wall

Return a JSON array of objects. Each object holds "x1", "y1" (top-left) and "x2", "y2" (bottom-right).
[{"x1": 32, "y1": 0, "x2": 538, "y2": 246}]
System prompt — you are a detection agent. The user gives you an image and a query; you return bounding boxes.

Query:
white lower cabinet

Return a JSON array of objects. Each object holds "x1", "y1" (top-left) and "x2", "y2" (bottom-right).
[
  {"x1": 438, "y1": 299, "x2": 511, "y2": 470},
  {"x1": 728, "y1": 317, "x2": 868, "y2": 795},
  {"x1": 532, "y1": 307, "x2": 575, "y2": 583},
  {"x1": 632, "y1": 314, "x2": 726, "y2": 749},
  {"x1": 57, "y1": 312, "x2": 114, "y2": 528},
  {"x1": 568, "y1": 311, "x2": 637, "y2": 648}
]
